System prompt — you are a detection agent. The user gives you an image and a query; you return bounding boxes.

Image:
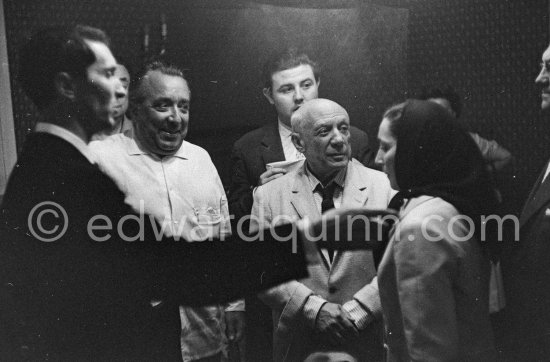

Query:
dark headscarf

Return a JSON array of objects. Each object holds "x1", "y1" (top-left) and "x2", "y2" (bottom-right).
[{"x1": 391, "y1": 99, "x2": 498, "y2": 231}]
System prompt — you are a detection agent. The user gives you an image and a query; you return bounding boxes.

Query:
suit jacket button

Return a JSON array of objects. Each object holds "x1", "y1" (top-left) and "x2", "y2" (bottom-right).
[{"x1": 329, "y1": 286, "x2": 337, "y2": 293}]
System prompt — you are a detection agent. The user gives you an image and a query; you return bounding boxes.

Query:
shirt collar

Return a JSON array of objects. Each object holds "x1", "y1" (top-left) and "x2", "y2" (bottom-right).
[
  {"x1": 278, "y1": 119, "x2": 293, "y2": 138},
  {"x1": 126, "y1": 127, "x2": 189, "y2": 160},
  {"x1": 34, "y1": 122, "x2": 95, "y2": 163},
  {"x1": 304, "y1": 163, "x2": 347, "y2": 192}
]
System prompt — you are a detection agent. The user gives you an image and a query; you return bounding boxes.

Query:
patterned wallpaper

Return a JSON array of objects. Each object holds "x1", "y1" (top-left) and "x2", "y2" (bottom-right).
[
  {"x1": 408, "y1": 0, "x2": 549, "y2": 211},
  {"x1": 4, "y1": 0, "x2": 550, "y2": 197},
  {"x1": 3, "y1": 0, "x2": 408, "y2": 184}
]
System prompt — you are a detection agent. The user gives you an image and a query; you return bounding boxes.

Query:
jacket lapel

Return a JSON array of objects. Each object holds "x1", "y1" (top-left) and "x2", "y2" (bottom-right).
[
  {"x1": 260, "y1": 123, "x2": 285, "y2": 166},
  {"x1": 340, "y1": 161, "x2": 369, "y2": 207},
  {"x1": 332, "y1": 162, "x2": 370, "y2": 266},
  {"x1": 289, "y1": 167, "x2": 329, "y2": 268},
  {"x1": 290, "y1": 167, "x2": 320, "y2": 220},
  {"x1": 520, "y1": 162, "x2": 550, "y2": 226}
]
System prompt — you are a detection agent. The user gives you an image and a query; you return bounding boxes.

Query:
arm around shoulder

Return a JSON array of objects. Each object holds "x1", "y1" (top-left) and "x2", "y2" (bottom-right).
[{"x1": 248, "y1": 184, "x2": 272, "y2": 234}]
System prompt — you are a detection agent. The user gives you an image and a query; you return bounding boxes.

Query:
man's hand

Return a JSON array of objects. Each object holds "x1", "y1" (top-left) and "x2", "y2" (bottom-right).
[
  {"x1": 258, "y1": 167, "x2": 287, "y2": 186},
  {"x1": 225, "y1": 311, "x2": 245, "y2": 342},
  {"x1": 315, "y1": 302, "x2": 359, "y2": 345}
]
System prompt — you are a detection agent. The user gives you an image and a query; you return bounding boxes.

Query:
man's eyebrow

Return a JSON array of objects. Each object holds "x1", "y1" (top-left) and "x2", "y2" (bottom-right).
[
  {"x1": 151, "y1": 97, "x2": 172, "y2": 104},
  {"x1": 152, "y1": 96, "x2": 190, "y2": 103},
  {"x1": 313, "y1": 120, "x2": 332, "y2": 131},
  {"x1": 276, "y1": 83, "x2": 293, "y2": 90}
]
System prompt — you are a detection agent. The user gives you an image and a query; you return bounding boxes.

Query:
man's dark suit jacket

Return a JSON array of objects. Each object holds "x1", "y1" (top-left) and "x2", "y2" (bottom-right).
[
  {"x1": 0, "y1": 132, "x2": 306, "y2": 361},
  {"x1": 228, "y1": 122, "x2": 373, "y2": 361},
  {"x1": 502, "y1": 163, "x2": 550, "y2": 360}
]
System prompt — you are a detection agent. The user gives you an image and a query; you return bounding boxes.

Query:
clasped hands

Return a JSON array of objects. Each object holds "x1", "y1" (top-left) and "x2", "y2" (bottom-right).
[{"x1": 315, "y1": 302, "x2": 359, "y2": 345}]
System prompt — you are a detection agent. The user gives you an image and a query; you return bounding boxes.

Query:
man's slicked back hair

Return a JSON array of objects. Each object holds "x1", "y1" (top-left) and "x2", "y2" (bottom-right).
[
  {"x1": 130, "y1": 60, "x2": 188, "y2": 105},
  {"x1": 18, "y1": 24, "x2": 110, "y2": 110},
  {"x1": 262, "y1": 47, "x2": 320, "y2": 90}
]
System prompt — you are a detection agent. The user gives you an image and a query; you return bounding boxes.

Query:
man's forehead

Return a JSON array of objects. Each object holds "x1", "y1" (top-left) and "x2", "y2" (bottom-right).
[
  {"x1": 309, "y1": 112, "x2": 349, "y2": 127},
  {"x1": 141, "y1": 71, "x2": 189, "y2": 99},
  {"x1": 542, "y1": 45, "x2": 550, "y2": 60},
  {"x1": 272, "y1": 64, "x2": 314, "y2": 83},
  {"x1": 297, "y1": 99, "x2": 348, "y2": 123}
]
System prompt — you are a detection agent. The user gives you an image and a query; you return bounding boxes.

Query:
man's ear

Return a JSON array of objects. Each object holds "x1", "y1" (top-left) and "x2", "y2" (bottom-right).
[
  {"x1": 316, "y1": 77, "x2": 321, "y2": 88},
  {"x1": 291, "y1": 133, "x2": 305, "y2": 153},
  {"x1": 54, "y1": 72, "x2": 77, "y2": 101},
  {"x1": 263, "y1": 87, "x2": 275, "y2": 105}
]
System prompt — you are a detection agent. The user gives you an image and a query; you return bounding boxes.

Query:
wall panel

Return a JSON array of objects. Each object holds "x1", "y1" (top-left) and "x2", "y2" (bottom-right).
[
  {"x1": 4, "y1": 0, "x2": 408, "y2": 184},
  {"x1": 408, "y1": 0, "x2": 549, "y2": 211}
]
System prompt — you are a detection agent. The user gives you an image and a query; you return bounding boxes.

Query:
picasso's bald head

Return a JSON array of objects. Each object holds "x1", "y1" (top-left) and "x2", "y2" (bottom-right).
[
  {"x1": 291, "y1": 99, "x2": 351, "y2": 180},
  {"x1": 291, "y1": 98, "x2": 349, "y2": 134}
]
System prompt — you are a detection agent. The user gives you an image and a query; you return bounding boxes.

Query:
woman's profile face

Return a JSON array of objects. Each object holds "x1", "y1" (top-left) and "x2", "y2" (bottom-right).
[{"x1": 376, "y1": 117, "x2": 398, "y2": 190}]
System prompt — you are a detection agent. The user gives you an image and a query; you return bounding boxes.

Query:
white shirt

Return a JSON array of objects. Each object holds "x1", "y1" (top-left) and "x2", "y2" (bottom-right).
[
  {"x1": 304, "y1": 165, "x2": 346, "y2": 211},
  {"x1": 89, "y1": 129, "x2": 235, "y2": 361},
  {"x1": 89, "y1": 129, "x2": 231, "y2": 240}
]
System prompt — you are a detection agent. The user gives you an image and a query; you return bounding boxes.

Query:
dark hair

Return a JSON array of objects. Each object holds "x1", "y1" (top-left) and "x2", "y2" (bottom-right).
[
  {"x1": 382, "y1": 100, "x2": 497, "y2": 224},
  {"x1": 262, "y1": 47, "x2": 320, "y2": 89},
  {"x1": 417, "y1": 84, "x2": 462, "y2": 118},
  {"x1": 382, "y1": 102, "x2": 407, "y2": 137},
  {"x1": 18, "y1": 25, "x2": 110, "y2": 110},
  {"x1": 130, "y1": 60, "x2": 188, "y2": 105}
]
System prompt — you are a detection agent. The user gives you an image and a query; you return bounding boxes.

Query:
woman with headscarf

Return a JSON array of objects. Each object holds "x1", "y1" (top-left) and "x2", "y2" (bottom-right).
[{"x1": 375, "y1": 100, "x2": 498, "y2": 361}]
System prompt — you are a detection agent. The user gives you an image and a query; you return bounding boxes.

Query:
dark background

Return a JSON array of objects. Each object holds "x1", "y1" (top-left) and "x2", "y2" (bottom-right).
[{"x1": 4, "y1": 0, "x2": 549, "y2": 213}]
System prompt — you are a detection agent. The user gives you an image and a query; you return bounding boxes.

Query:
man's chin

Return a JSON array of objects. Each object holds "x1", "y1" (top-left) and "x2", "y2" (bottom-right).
[
  {"x1": 329, "y1": 154, "x2": 349, "y2": 163},
  {"x1": 328, "y1": 159, "x2": 349, "y2": 170},
  {"x1": 157, "y1": 138, "x2": 184, "y2": 155}
]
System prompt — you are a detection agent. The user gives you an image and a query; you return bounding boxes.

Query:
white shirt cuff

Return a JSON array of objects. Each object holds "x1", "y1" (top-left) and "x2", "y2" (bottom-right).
[
  {"x1": 343, "y1": 299, "x2": 374, "y2": 330},
  {"x1": 303, "y1": 295, "x2": 327, "y2": 328},
  {"x1": 225, "y1": 299, "x2": 245, "y2": 312}
]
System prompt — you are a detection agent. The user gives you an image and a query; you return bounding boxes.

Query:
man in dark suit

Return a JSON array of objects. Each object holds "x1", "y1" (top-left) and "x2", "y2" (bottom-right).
[
  {"x1": 0, "y1": 25, "x2": 308, "y2": 361},
  {"x1": 228, "y1": 49, "x2": 374, "y2": 360},
  {"x1": 501, "y1": 43, "x2": 550, "y2": 360},
  {"x1": 229, "y1": 49, "x2": 373, "y2": 226}
]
